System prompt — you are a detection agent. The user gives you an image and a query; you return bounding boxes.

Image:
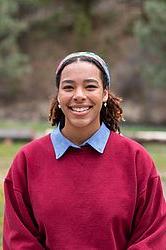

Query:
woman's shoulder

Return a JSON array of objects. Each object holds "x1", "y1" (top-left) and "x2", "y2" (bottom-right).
[
  {"x1": 5, "y1": 134, "x2": 53, "y2": 180},
  {"x1": 110, "y1": 131, "x2": 145, "y2": 151},
  {"x1": 109, "y1": 131, "x2": 155, "y2": 164},
  {"x1": 110, "y1": 131, "x2": 157, "y2": 171},
  {"x1": 14, "y1": 134, "x2": 52, "y2": 160},
  {"x1": 109, "y1": 131, "x2": 158, "y2": 181},
  {"x1": 23, "y1": 133, "x2": 51, "y2": 150}
]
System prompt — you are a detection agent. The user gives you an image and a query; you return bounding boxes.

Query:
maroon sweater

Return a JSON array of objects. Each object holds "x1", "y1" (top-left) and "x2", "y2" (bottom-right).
[{"x1": 3, "y1": 132, "x2": 166, "y2": 249}]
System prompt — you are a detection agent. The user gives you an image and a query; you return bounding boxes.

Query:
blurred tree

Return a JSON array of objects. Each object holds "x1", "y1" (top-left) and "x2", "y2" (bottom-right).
[
  {"x1": 134, "y1": 0, "x2": 166, "y2": 87},
  {"x1": 0, "y1": 0, "x2": 29, "y2": 100},
  {"x1": 0, "y1": 0, "x2": 52, "y2": 100},
  {"x1": 63, "y1": 0, "x2": 97, "y2": 48}
]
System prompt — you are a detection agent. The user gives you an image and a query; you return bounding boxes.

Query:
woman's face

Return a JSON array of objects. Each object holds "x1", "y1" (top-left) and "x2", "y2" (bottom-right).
[{"x1": 57, "y1": 61, "x2": 108, "y2": 134}]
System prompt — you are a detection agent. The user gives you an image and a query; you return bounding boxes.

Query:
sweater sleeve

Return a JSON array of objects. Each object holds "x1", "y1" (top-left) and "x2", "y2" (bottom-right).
[
  {"x1": 3, "y1": 150, "x2": 45, "y2": 250},
  {"x1": 127, "y1": 152, "x2": 166, "y2": 249}
]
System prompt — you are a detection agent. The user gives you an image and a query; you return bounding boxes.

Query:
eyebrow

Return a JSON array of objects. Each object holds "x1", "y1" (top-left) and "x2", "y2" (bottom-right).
[{"x1": 61, "y1": 78, "x2": 99, "y2": 84}]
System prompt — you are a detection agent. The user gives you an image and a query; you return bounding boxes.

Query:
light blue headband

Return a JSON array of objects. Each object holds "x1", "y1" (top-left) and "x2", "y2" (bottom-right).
[{"x1": 56, "y1": 52, "x2": 111, "y2": 87}]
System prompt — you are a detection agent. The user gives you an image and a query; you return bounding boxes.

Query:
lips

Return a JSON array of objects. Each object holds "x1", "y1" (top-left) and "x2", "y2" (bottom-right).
[{"x1": 69, "y1": 106, "x2": 92, "y2": 113}]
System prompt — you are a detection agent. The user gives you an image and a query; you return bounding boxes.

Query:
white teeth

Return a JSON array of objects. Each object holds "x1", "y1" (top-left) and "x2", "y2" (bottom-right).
[{"x1": 71, "y1": 107, "x2": 90, "y2": 112}]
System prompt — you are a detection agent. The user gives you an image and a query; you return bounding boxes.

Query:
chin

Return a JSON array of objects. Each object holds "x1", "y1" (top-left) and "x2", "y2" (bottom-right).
[
  {"x1": 72, "y1": 122, "x2": 91, "y2": 128},
  {"x1": 71, "y1": 119, "x2": 99, "y2": 129}
]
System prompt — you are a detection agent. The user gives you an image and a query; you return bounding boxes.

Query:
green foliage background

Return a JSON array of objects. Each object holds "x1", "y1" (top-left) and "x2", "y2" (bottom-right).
[
  {"x1": 134, "y1": 0, "x2": 166, "y2": 87},
  {"x1": 0, "y1": 0, "x2": 165, "y2": 92}
]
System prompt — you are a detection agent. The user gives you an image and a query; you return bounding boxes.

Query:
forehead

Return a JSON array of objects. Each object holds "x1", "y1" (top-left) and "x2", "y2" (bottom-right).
[{"x1": 60, "y1": 61, "x2": 101, "y2": 80}]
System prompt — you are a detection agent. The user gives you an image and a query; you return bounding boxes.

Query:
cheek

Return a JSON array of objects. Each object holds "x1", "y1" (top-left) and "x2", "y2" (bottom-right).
[
  {"x1": 58, "y1": 92, "x2": 71, "y2": 104},
  {"x1": 89, "y1": 92, "x2": 105, "y2": 103}
]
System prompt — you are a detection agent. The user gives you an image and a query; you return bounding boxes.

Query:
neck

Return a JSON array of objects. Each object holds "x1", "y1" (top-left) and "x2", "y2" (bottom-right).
[{"x1": 61, "y1": 123, "x2": 100, "y2": 145}]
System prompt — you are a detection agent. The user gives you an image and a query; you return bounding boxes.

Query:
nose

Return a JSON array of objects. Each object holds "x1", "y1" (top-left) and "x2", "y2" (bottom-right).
[{"x1": 73, "y1": 87, "x2": 86, "y2": 102}]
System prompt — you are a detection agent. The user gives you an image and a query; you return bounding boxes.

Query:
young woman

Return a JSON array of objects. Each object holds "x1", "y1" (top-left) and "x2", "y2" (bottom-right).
[{"x1": 3, "y1": 52, "x2": 166, "y2": 249}]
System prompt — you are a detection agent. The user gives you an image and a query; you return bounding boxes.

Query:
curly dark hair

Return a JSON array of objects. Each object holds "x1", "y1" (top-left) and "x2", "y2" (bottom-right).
[{"x1": 49, "y1": 56, "x2": 123, "y2": 133}]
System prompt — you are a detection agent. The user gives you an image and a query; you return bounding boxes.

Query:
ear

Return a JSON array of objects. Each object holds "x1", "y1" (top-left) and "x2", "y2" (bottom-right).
[
  {"x1": 103, "y1": 88, "x2": 108, "y2": 102},
  {"x1": 57, "y1": 96, "x2": 60, "y2": 103}
]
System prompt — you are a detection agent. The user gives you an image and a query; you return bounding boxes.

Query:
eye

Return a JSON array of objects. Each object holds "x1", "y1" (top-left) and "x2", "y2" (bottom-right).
[
  {"x1": 86, "y1": 84, "x2": 98, "y2": 90},
  {"x1": 62, "y1": 85, "x2": 74, "y2": 91}
]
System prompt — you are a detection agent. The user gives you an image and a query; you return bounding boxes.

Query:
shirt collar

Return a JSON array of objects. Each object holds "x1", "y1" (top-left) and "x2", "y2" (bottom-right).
[{"x1": 50, "y1": 122, "x2": 110, "y2": 159}]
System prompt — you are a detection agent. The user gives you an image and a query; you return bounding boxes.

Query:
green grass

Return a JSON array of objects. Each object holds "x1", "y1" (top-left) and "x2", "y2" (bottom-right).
[
  {"x1": 144, "y1": 143, "x2": 166, "y2": 173},
  {"x1": 0, "y1": 119, "x2": 50, "y2": 133},
  {"x1": 121, "y1": 123, "x2": 166, "y2": 133}
]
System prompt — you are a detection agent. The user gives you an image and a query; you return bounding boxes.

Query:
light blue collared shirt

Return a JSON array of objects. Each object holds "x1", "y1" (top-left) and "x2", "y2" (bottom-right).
[{"x1": 50, "y1": 123, "x2": 110, "y2": 159}]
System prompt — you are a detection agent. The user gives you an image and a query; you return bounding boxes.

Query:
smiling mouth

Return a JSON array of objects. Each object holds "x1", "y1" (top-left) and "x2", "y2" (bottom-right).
[{"x1": 69, "y1": 106, "x2": 92, "y2": 112}]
